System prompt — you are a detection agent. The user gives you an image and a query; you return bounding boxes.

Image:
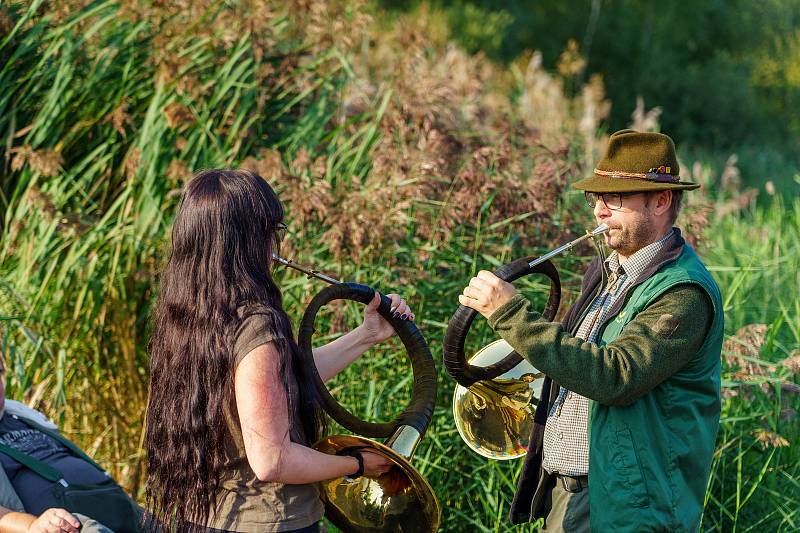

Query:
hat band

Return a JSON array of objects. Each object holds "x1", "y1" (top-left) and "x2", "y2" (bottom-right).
[{"x1": 594, "y1": 168, "x2": 680, "y2": 183}]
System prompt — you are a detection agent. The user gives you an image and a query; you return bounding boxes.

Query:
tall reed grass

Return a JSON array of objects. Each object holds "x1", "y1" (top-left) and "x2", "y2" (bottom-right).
[{"x1": 1, "y1": 1, "x2": 797, "y2": 531}]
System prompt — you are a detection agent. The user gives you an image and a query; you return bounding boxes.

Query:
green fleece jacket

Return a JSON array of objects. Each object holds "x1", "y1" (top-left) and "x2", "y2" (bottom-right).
[
  {"x1": 489, "y1": 230, "x2": 723, "y2": 532},
  {"x1": 489, "y1": 284, "x2": 711, "y2": 405}
]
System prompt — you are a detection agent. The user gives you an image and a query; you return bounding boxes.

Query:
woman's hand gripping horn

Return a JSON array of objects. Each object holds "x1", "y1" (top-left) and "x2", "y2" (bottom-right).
[{"x1": 360, "y1": 292, "x2": 415, "y2": 345}]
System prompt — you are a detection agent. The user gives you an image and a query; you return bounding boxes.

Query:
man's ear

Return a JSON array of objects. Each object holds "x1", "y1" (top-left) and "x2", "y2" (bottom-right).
[{"x1": 652, "y1": 190, "x2": 673, "y2": 216}]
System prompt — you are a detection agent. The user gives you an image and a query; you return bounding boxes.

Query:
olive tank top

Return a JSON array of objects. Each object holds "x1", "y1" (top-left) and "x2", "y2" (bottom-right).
[{"x1": 206, "y1": 311, "x2": 324, "y2": 532}]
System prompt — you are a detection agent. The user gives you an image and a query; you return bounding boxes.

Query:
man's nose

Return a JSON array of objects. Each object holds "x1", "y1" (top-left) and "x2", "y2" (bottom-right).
[{"x1": 594, "y1": 197, "x2": 611, "y2": 218}]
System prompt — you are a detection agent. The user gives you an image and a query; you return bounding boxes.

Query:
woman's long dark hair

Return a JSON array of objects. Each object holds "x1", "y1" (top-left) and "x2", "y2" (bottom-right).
[{"x1": 145, "y1": 169, "x2": 326, "y2": 530}]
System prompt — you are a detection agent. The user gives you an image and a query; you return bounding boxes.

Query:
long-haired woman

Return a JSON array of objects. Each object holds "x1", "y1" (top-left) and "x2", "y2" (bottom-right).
[{"x1": 145, "y1": 169, "x2": 413, "y2": 532}]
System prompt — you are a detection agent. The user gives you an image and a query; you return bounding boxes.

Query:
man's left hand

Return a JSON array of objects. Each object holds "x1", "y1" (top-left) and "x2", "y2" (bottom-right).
[{"x1": 458, "y1": 270, "x2": 517, "y2": 319}]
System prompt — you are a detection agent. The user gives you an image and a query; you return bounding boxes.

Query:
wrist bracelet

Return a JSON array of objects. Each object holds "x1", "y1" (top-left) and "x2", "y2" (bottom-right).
[{"x1": 337, "y1": 448, "x2": 365, "y2": 480}]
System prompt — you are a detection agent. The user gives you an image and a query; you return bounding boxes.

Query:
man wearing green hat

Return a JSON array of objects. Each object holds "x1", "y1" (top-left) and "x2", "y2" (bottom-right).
[{"x1": 459, "y1": 130, "x2": 724, "y2": 532}]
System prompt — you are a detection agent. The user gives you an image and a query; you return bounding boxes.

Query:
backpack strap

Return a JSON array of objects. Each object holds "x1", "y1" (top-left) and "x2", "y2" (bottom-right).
[
  {"x1": 1, "y1": 414, "x2": 110, "y2": 477},
  {"x1": 0, "y1": 441, "x2": 65, "y2": 484}
]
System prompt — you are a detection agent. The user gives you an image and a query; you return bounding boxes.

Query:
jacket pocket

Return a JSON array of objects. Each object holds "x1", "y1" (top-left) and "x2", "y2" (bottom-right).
[{"x1": 611, "y1": 427, "x2": 650, "y2": 508}]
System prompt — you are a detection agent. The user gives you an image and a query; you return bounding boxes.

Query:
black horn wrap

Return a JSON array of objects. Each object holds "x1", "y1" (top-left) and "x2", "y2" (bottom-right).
[
  {"x1": 298, "y1": 283, "x2": 437, "y2": 438},
  {"x1": 442, "y1": 258, "x2": 561, "y2": 388}
]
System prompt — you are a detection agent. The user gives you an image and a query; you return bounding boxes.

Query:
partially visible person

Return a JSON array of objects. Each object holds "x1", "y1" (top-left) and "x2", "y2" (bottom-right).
[
  {"x1": 145, "y1": 169, "x2": 415, "y2": 532},
  {"x1": 0, "y1": 356, "x2": 141, "y2": 533}
]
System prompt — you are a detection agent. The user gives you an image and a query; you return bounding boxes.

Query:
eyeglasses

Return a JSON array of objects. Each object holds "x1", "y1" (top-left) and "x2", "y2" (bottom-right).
[
  {"x1": 276, "y1": 222, "x2": 288, "y2": 243},
  {"x1": 584, "y1": 191, "x2": 641, "y2": 211}
]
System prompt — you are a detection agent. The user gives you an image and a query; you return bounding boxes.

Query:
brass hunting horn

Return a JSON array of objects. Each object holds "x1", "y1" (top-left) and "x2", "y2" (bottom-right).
[
  {"x1": 442, "y1": 224, "x2": 609, "y2": 460},
  {"x1": 274, "y1": 255, "x2": 440, "y2": 533}
]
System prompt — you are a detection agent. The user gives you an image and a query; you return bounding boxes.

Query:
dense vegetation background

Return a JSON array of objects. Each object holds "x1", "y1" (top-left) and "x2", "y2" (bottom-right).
[
  {"x1": 1, "y1": 1, "x2": 798, "y2": 531},
  {"x1": 382, "y1": 0, "x2": 800, "y2": 195}
]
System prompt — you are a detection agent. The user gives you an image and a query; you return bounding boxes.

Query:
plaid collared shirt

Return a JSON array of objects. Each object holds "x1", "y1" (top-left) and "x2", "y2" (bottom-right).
[{"x1": 541, "y1": 230, "x2": 675, "y2": 476}]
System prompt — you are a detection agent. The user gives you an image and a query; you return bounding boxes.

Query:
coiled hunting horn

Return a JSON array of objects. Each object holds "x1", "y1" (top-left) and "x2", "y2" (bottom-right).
[
  {"x1": 274, "y1": 254, "x2": 440, "y2": 532},
  {"x1": 442, "y1": 224, "x2": 609, "y2": 460}
]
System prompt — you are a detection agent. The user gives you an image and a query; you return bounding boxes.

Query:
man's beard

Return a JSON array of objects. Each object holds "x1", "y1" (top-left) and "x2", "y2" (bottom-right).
[{"x1": 605, "y1": 210, "x2": 657, "y2": 256}]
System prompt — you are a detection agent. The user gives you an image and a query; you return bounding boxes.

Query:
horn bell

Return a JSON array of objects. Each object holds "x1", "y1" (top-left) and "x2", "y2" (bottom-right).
[
  {"x1": 314, "y1": 431, "x2": 440, "y2": 532},
  {"x1": 452, "y1": 339, "x2": 544, "y2": 460}
]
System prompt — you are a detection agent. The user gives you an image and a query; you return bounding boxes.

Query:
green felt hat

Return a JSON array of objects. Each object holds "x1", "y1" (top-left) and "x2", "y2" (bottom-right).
[{"x1": 572, "y1": 129, "x2": 700, "y2": 192}]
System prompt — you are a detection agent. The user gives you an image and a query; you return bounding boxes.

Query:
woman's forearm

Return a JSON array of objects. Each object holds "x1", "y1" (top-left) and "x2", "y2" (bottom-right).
[
  {"x1": 312, "y1": 326, "x2": 374, "y2": 382},
  {"x1": 265, "y1": 441, "x2": 359, "y2": 484}
]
